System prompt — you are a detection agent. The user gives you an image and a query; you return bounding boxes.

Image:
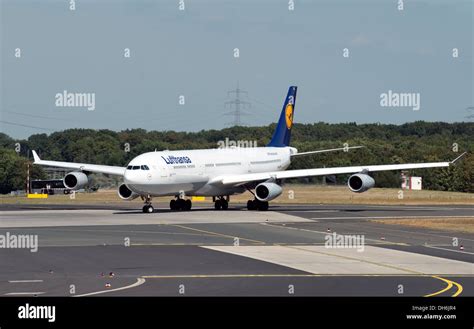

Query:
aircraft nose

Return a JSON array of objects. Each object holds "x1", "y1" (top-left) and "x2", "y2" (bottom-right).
[{"x1": 124, "y1": 170, "x2": 139, "y2": 185}]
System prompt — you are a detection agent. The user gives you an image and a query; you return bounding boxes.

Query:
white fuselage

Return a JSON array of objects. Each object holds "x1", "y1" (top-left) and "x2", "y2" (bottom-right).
[{"x1": 124, "y1": 147, "x2": 295, "y2": 197}]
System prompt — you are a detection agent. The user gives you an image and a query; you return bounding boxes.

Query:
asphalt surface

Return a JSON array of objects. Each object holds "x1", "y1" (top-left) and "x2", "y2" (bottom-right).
[{"x1": 0, "y1": 203, "x2": 472, "y2": 296}]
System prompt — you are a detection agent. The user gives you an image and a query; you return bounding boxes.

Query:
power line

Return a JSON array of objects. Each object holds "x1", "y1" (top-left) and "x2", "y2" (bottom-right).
[
  {"x1": 224, "y1": 83, "x2": 251, "y2": 126},
  {"x1": 246, "y1": 96, "x2": 276, "y2": 113},
  {"x1": 0, "y1": 120, "x2": 55, "y2": 131},
  {"x1": 3, "y1": 110, "x2": 77, "y2": 122}
]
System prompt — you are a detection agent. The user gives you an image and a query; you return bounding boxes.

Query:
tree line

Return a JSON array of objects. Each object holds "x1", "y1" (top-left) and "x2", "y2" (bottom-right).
[{"x1": 0, "y1": 121, "x2": 472, "y2": 194}]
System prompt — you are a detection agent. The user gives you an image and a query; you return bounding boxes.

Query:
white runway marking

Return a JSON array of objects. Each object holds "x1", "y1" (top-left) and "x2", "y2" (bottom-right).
[
  {"x1": 74, "y1": 277, "x2": 146, "y2": 297},
  {"x1": 330, "y1": 205, "x2": 474, "y2": 211},
  {"x1": 5, "y1": 292, "x2": 45, "y2": 295},
  {"x1": 8, "y1": 280, "x2": 43, "y2": 283},
  {"x1": 424, "y1": 244, "x2": 474, "y2": 255},
  {"x1": 281, "y1": 205, "x2": 474, "y2": 211},
  {"x1": 285, "y1": 210, "x2": 341, "y2": 213},
  {"x1": 261, "y1": 222, "x2": 408, "y2": 246},
  {"x1": 309, "y1": 215, "x2": 474, "y2": 220},
  {"x1": 341, "y1": 221, "x2": 474, "y2": 242},
  {"x1": 203, "y1": 245, "x2": 474, "y2": 275},
  {"x1": 0, "y1": 210, "x2": 310, "y2": 228}
]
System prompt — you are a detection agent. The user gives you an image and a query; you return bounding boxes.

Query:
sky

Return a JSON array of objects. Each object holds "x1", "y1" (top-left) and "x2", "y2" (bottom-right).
[{"x1": 1, "y1": 0, "x2": 473, "y2": 139}]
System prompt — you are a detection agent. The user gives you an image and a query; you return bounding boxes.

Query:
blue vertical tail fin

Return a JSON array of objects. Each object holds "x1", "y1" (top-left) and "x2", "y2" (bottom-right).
[{"x1": 267, "y1": 86, "x2": 297, "y2": 147}]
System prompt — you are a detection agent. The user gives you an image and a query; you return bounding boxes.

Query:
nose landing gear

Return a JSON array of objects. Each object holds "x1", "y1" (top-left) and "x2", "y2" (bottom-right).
[{"x1": 142, "y1": 195, "x2": 154, "y2": 213}]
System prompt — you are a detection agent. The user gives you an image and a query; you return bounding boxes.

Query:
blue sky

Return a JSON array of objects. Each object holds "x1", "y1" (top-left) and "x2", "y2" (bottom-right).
[{"x1": 1, "y1": 0, "x2": 472, "y2": 138}]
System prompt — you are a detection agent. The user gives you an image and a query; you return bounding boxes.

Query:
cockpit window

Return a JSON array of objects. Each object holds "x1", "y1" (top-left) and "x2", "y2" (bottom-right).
[{"x1": 127, "y1": 165, "x2": 149, "y2": 170}]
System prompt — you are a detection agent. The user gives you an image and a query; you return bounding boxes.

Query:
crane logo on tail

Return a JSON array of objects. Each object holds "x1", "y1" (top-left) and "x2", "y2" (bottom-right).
[{"x1": 285, "y1": 103, "x2": 294, "y2": 129}]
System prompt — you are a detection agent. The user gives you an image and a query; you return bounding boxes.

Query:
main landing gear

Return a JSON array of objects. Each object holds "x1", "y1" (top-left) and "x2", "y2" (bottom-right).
[
  {"x1": 246, "y1": 199, "x2": 269, "y2": 211},
  {"x1": 213, "y1": 196, "x2": 229, "y2": 210},
  {"x1": 142, "y1": 195, "x2": 154, "y2": 213},
  {"x1": 244, "y1": 186, "x2": 268, "y2": 211},
  {"x1": 170, "y1": 197, "x2": 192, "y2": 211}
]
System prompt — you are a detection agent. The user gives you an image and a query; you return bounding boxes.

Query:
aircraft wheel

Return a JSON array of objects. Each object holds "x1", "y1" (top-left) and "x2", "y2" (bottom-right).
[
  {"x1": 143, "y1": 205, "x2": 154, "y2": 213},
  {"x1": 185, "y1": 199, "x2": 192, "y2": 211},
  {"x1": 177, "y1": 198, "x2": 186, "y2": 210},
  {"x1": 247, "y1": 200, "x2": 256, "y2": 210},
  {"x1": 221, "y1": 200, "x2": 228, "y2": 210},
  {"x1": 214, "y1": 200, "x2": 222, "y2": 210},
  {"x1": 257, "y1": 201, "x2": 269, "y2": 211},
  {"x1": 170, "y1": 199, "x2": 177, "y2": 210}
]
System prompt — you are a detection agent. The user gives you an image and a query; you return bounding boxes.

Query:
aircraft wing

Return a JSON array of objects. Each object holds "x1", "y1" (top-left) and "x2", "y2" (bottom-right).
[
  {"x1": 32, "y1": 150, "x2": 126, "y2": 176},
  {"x1": 291, "y1": 146, "x2": 364, "y2": 157},
  {"x1": 210, "y1": 153, "x2": 467, "y2": 186}
]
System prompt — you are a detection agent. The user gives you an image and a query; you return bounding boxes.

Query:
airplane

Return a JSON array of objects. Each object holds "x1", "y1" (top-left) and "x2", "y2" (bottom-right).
[{"x1": 32, "y1": 86, "x2": 467, "y2": 213}]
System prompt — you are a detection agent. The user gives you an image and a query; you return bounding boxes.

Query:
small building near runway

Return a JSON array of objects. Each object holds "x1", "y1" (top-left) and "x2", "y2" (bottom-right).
[
  {"x1": 30, "y1": 179, "x2": 71, "y2": 195},
  {"x1": 400, "y1": 172, "x2": 422, "y2": 190},
  {"x1": 409, "y1": 176, "x2": 422, "y2": 190}
]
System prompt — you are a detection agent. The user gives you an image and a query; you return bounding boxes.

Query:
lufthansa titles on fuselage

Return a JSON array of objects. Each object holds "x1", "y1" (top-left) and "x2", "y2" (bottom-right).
[{"x1": 161, "y1": 155, "x2": 192, "y2": 165}]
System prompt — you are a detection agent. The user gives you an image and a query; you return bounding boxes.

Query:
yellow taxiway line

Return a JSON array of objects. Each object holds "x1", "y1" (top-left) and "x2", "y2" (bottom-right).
[{"x1": 424, "y1": 276, "x2": 463, "y2": 297}]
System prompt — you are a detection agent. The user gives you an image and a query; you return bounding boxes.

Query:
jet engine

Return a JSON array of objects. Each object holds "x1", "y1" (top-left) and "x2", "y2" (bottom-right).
[
  {"x1": 347, "y1": 173, "x2": 375, "y2": 193},
  {"x1": 255, "y1": 182, "x2": 283, "y2": 202},
  {"x1": 63, "y1": 172, "x2": 89, "y2": 190},
  {"x1": 118, "y1": 183, "x2": 139, "y2": 201}
]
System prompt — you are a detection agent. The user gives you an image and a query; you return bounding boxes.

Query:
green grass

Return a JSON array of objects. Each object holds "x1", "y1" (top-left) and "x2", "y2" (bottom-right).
[{"x1": 1, "y1": 185, "x2": 473, "y2": 205}]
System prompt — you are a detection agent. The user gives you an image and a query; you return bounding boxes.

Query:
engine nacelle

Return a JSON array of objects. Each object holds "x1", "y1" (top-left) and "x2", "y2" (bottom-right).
[
  {"x1": 255, "y1": 182, "x2": 283, "y2": 202},
  {"x1": 63, "y1": 172, "x2": 89, "y2": 190},
  {"x1": 348, "y1": 173, "x2": 375, "y2": 193},
  {"x1": 118, "y1": 183, "x2": 139, "y2": 201}
]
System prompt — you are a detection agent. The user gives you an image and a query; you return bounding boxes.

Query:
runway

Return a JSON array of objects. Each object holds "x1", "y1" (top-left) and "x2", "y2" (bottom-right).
[{"x1": 0, "y1": 203, "x2": 472, "y2": 296}]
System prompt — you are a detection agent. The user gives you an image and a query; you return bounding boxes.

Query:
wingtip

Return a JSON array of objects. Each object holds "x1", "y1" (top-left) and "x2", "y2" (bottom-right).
[
  {"x1": 32, "y1": 150, "x2": 40, "y2": 163},
  {"x1": 450, "y1": 151, "x2": 468, "y2": 164}
]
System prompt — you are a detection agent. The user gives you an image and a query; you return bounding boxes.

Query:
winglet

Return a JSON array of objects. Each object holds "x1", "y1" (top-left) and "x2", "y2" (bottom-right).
[
  {"x1": 450, "y1": 152, "x2": 467, "y2": 164},
  {"x1": 32, "y1": 150, "x2": 41, "y2": 163}
]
